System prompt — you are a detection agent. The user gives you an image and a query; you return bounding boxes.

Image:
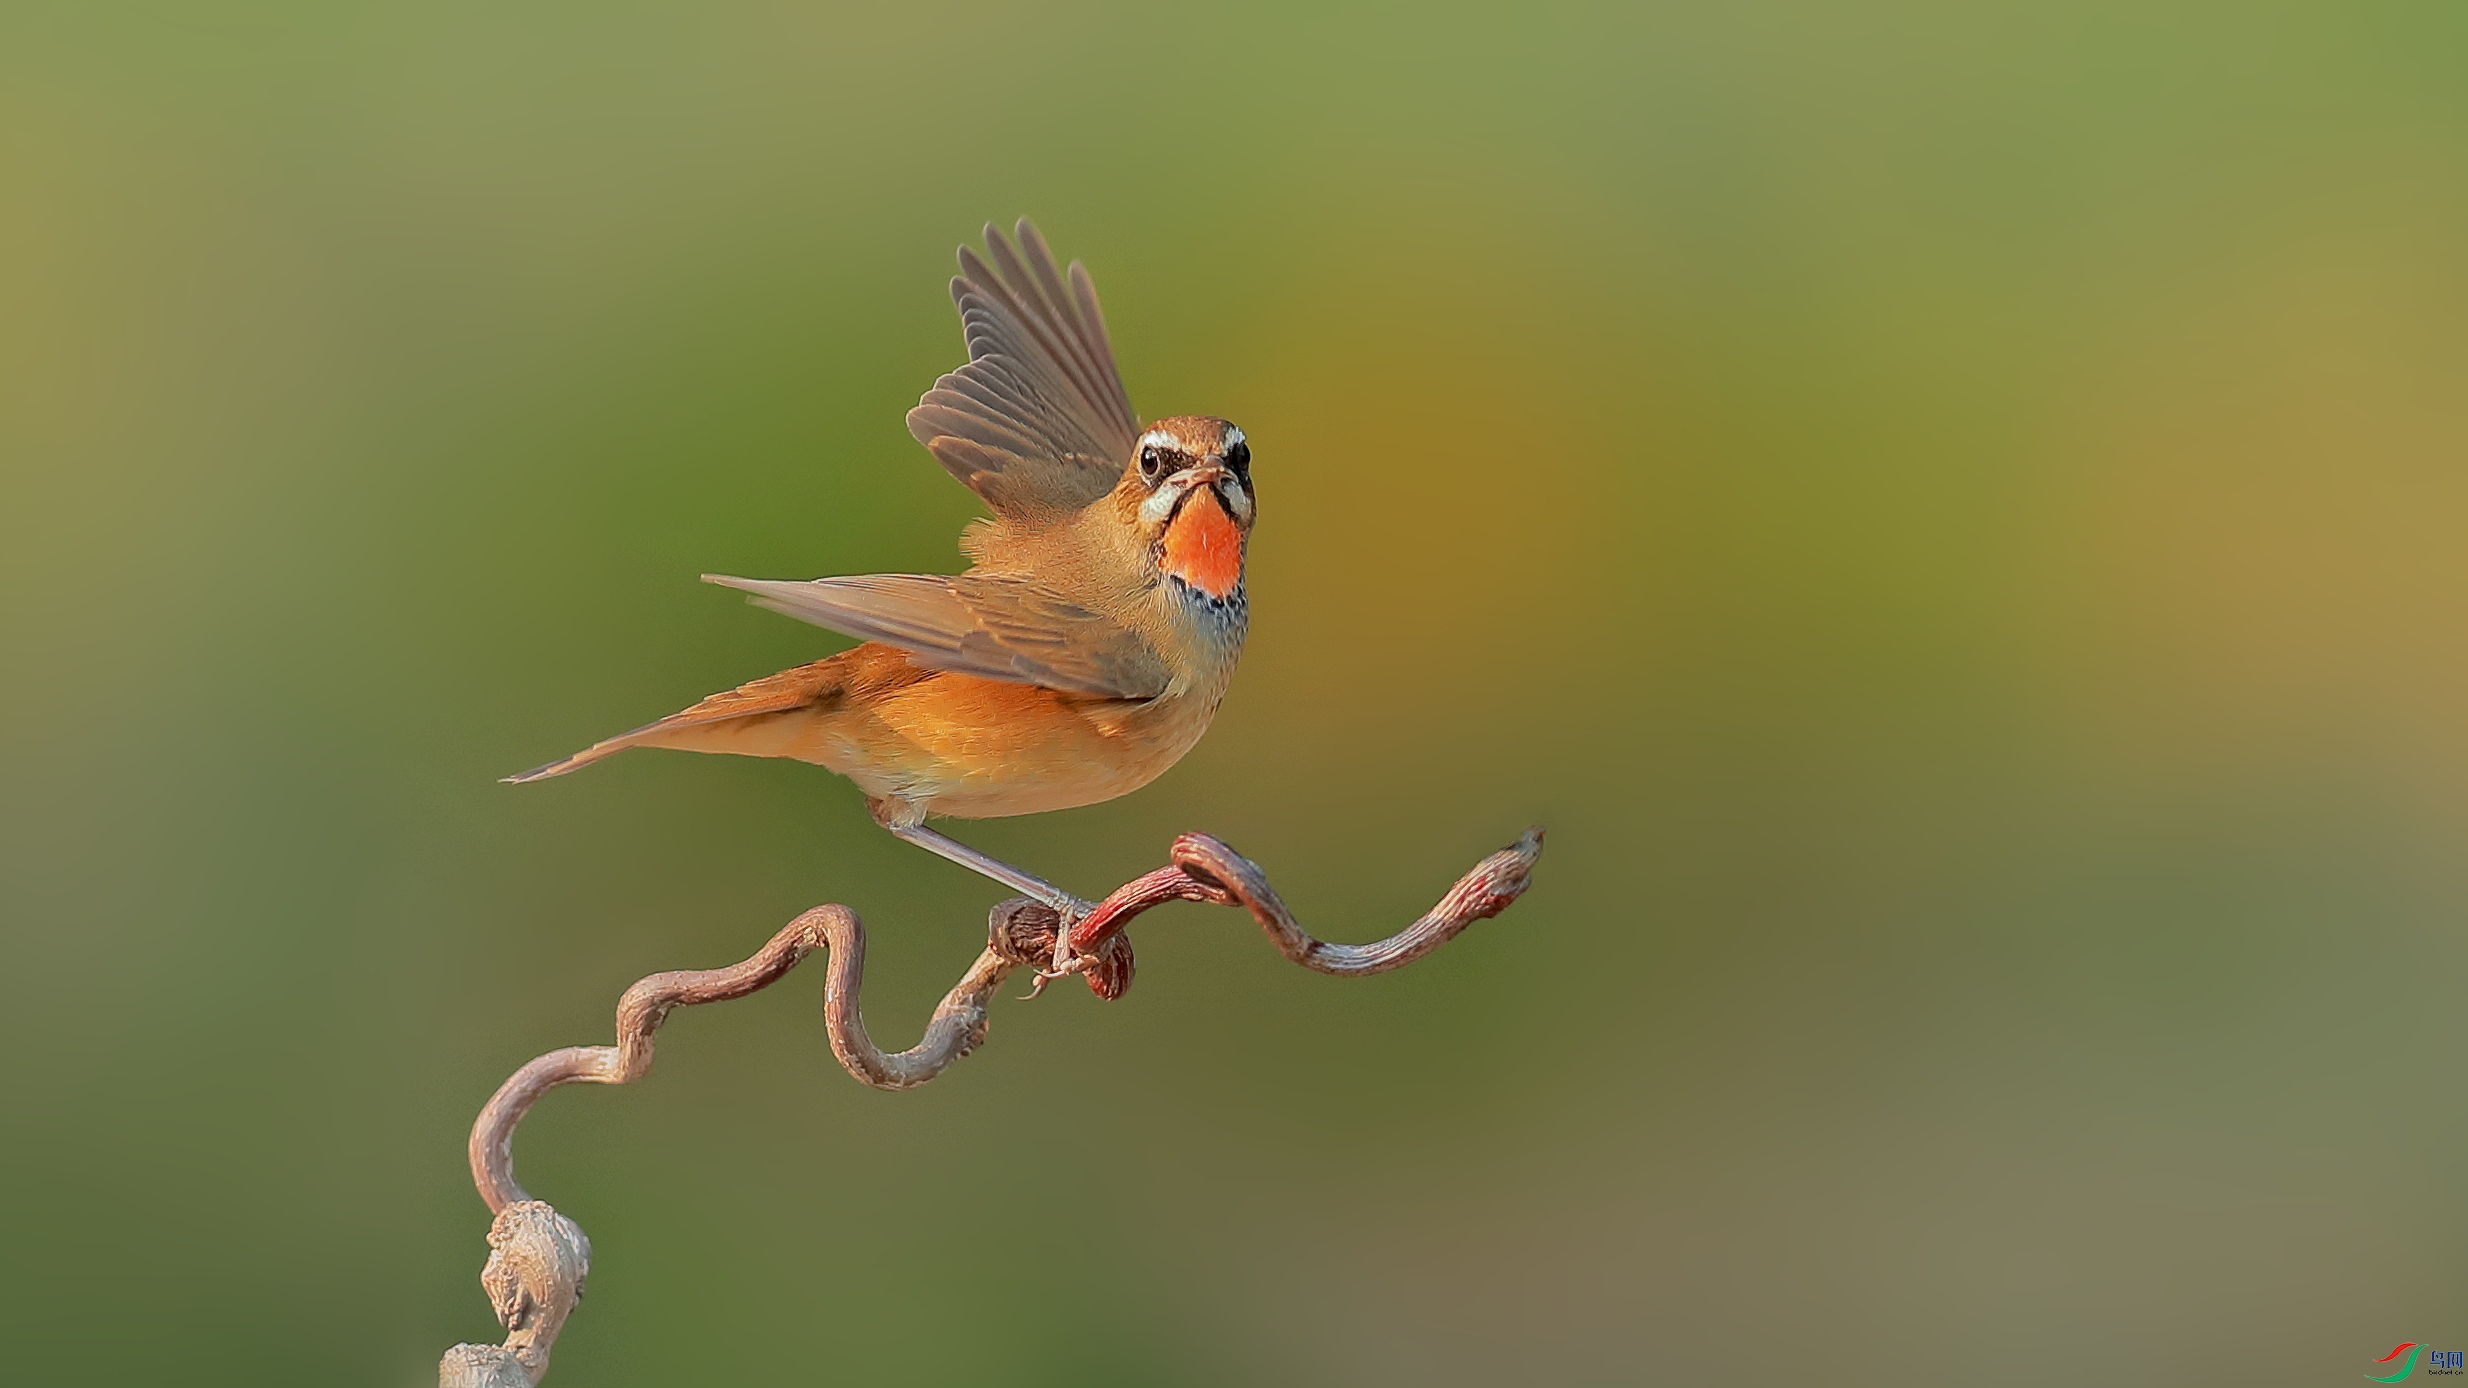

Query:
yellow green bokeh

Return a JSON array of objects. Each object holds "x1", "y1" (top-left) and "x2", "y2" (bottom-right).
[{"x1": 4, "y1": 3, "x2": 2464, "y2": 1383}]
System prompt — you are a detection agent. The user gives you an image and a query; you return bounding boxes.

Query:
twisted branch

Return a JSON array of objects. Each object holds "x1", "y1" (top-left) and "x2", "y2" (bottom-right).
[
  {"x1": 1064, "y1": 827, "x2": 1545, "y2": 972},
  {"x1": 440, "y1": 827, "x2": 1544, "y2": 1384}
]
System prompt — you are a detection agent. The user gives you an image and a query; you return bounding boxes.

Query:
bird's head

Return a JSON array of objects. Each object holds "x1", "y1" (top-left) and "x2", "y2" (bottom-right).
[{"x1": 1117, "y1": 415, "x2": 1253, "y2": 603}]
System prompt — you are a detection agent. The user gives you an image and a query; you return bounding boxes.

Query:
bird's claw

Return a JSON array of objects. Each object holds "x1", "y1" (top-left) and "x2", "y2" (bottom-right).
[
  {"x1": 1020, "y1": 950, "x2": 1088, "y2": 1001},
  {"x1": 1043, "y1": 896, "x2": 1094, "y2": 977}
]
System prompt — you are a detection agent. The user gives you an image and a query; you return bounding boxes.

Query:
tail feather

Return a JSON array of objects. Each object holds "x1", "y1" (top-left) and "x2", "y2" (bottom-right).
[
  {"x1": 501, "y1": 726, "x2": 667, "y2": 783},
  {"x1": 500, "y1": 656, "x2": 855, "y2": 784}
]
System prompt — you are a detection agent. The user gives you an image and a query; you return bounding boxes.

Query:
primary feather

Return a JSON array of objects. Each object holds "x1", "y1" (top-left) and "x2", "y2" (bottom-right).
[{"x1": 906, "y1": 219, "x2": 1140, "y2": 518}]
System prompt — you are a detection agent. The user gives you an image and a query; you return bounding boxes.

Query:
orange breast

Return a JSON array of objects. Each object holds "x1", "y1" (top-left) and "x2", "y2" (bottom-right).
[{"x1": 1162, "y1": 489, "x2": 1243, "y2": 598}]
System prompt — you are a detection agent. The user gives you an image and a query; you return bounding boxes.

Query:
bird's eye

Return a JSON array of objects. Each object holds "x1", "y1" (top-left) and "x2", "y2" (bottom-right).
[
  {"x1": 1138, "y1": 444, "x2": 1165, "y2": 484},
  {"x1": 1224, "y1": 438, "x2": 1251, "y2": 482}
]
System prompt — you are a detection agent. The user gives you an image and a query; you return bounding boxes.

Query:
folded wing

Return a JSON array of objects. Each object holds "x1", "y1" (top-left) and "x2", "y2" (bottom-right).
[
  {"x1": 705, "y1": 572, "x2": 1169, "y2": 700},
  {"x1": 905, "y1": 219, "x2": 1141, "y2": 518}
]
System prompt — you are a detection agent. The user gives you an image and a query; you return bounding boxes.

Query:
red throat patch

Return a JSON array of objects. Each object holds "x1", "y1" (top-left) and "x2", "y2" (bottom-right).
[{"x1": 1162, "y1": 489, "x2": 1243, "y2": 599}]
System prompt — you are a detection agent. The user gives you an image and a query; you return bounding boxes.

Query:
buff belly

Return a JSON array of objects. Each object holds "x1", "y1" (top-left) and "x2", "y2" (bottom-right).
[{"x1": 761, "y1": 670, "x2": 1217, "y2": 819}]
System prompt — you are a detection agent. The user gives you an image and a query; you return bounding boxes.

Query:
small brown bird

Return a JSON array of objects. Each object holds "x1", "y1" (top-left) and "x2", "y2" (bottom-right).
[{"x1": 508, "y1": 220, "x2": 1253, "y2": 919}]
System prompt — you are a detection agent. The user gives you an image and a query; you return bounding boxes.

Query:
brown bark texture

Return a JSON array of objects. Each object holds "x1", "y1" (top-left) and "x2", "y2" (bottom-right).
[{"x1": 438, "y1": 827, "x2": 1544, "y2": 1384}]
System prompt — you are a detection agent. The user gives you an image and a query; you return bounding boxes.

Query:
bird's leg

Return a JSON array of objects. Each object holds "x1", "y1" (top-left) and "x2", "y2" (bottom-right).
[
  {"x1": 869, "y1": 800, "x2": 1094, "y2": 985},
  {"x1": 880, "y1": 820, "x2": 1092, "y2": 918},
  {"x1": 887, "y1": 823, "x2": 1099, "y2": 988}
]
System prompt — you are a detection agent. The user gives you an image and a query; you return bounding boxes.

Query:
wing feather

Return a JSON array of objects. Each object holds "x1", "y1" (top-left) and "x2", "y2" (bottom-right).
[
  {"x1": 704, "y1": 572, "x2": 1168, "y2": 700},
  {"x1": 982, "y1": 230, "x2": 1126, "y2": 437},
  {"x1": 1067, "y1": 261, "x2": 1129, "y2": 415},
  {"x1": 906, "y1": 220, "x2": 1139, "y2": 517}
]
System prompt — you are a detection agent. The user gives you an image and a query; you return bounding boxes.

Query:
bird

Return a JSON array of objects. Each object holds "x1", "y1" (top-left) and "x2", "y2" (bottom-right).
[{"x1": 505, "y1": 219, "x2": 1253, "y2": 925}]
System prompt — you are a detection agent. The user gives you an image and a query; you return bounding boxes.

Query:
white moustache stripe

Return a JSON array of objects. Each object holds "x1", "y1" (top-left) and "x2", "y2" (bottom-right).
[
  {"x1": 1140, "y1": 473, "x2": 1252, "y2": 526},
  {"x1": 1139, "y1": 482, "x2": 1186, "y2": 526}
]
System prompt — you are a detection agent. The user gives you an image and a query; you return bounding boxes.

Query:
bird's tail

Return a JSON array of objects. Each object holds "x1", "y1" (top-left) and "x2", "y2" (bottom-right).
[
  {"x1": 500, "y1": 725, "x2": 662, "y2": 784},
  {"x1": 500, "y1": 656, "x2": 852, "y2": 784}
]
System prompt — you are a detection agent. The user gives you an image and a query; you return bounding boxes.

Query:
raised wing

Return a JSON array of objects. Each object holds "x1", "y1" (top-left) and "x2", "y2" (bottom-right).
[
  {"x1": 704, "y1": 572, "x2": 1169, "y2": 700},
  {"x1": 905, "y1": 220, "x2": 1141, "y2": 518}
]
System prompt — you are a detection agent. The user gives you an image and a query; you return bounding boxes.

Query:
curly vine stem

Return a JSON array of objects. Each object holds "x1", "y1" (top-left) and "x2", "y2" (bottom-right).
[
  {"x1": 440, "y1": 827, "x2": 1544, "y2": 1386},
  {"x1": 1062, "y1": 827, "x2": 1547, "y2": 973}
]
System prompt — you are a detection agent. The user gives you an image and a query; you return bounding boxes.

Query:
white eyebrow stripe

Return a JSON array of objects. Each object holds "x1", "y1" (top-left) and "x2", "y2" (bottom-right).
[{"x1": 1140, "y1": 424, "x2": 1246, "y2": 457}]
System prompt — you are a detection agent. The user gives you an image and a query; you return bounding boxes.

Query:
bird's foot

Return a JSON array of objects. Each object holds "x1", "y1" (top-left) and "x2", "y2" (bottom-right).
[
  {"x1": 1045, "y1": 905, "x2": 1087, "y2": 980},
  {"x1": 1028, "y1": 896, "x2": 1096, "y2": 998},
  {"x1": 1020, "y1": 955, "x2": 1084, "y2": 1000},
  {"x1": 988, "y1": 895, "x2": 1130, "y2": 1000}
]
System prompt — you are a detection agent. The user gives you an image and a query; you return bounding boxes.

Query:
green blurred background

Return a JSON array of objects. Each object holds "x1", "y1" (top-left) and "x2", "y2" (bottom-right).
[{"x1": 4, "y1": 2, "x2": 2464, "y2": 1383}]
